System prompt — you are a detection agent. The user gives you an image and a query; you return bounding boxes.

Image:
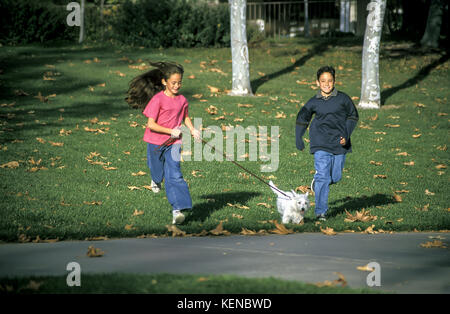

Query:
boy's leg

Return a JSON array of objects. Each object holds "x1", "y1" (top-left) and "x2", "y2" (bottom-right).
[
  {"x1": 330, "y1": 153, "x2": 346, "y2": 185},
  {"x1": 147, "y1": 143, "x2": 164, "y2": 184},
  {"x1": 313, "y1": 150, "x2": 332, "y2": 216},
  {"x1": 163, "y1": 144, "x2": 193, "y2": 211}
]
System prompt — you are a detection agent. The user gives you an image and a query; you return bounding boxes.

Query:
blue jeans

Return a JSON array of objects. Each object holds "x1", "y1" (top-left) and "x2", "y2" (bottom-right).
[
  {"x1": 313, "y1": 150, "x2": 346, "y2": 216},
  {"x1": 147, "y1": 143, "x2": 192, "y2": 212}
]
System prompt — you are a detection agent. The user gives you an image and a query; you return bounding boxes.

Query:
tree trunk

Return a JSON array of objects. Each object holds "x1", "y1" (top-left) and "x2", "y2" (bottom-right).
[
  {"x1": 229, "y1": 0, "x2": 253, "y2": 96},
  {"x1": 340, "y1": 0, "x2": 350, "y2": 32},
  {"x1": 359, "y1": 0, "x2": 386, "y2": 109},
  {"x1": 420, "y1": 0, "x2": 444, "y2": 48},
  {"x1": 79, "y1": 0, "x2": 85, "y2": 44}
]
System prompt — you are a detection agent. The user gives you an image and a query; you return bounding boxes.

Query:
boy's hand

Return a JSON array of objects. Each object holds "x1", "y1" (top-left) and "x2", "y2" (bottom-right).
[{"x1": 340, "y1": 137, "x2": 346, "y2": 146}]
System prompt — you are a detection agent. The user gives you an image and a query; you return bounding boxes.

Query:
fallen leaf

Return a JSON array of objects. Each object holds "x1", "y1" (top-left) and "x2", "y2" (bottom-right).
[
  {"x1": 320, "y1": 227, "x2": 337, "y2": 236},
  {"x1": 315, "y1": 272, "x2": 347, "y2": 288},
  {"x1": 393, "y1": 193, "x2": 403, "y2": 203},
  {"x1": 356, "y1": 264, "x2": 375, "y2": 272},
  {"x1": 403, "y1": 161, "x2": 415, "y2": 166},
  {"x1": 1, "y1": 161, "x2": 19, "y2": 169},
  {"x1": 128, "y1": 186, "x2": 142, "y2": 191},
  {"x1": 206, "y1": 105, "x2": 218, "y2": 115},
  {"x1": 207, "y1": 85, "x2": 220, "y2": 93},
  {"x1": 209, "y1": 221, "x2": 231, "y2": 236},
  {"x1": 373, "y1": 174, "x2": 387, "y2": 179},
  {"x1": 412, "y1": 134, "x2": 422, "y2": 138},
  {"x1": 344, "y1": 209, "x2": 377, "y2": 222},
  {"x1": 132, "y1": 171, "x2": 147, "y2": 176},
  {"x1": 132, "y1": 209, "x2": 144, "y2": 216},
  {"x1": 425, "y1": 189, "x2": 435, "y2": 196},
  {"x1": 384, "y1": 124, "x2": 400, "y2": 128},
  {"x1": 270, "y1": 221, "x2": 295, "y2": 234},
  {"x1": 420, "y1": 240, "x2": 447, "y2": 249},
  {"x1": 166, "y1": 225, "x2": 186, "y2": 237},
  {"x1": 86, "y1": 245, "x2": 105, "y2": 257},
  {"x1": 435, "y1": 164, "x2": 447, "y2": 170}
]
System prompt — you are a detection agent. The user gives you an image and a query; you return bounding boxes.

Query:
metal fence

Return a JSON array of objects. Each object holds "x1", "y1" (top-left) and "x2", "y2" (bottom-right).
[{"x1": 247, "y1": 0, "x2": 358, "y2": 38}]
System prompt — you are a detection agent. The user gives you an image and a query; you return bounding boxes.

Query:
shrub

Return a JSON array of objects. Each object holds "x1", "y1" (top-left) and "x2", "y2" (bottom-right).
[{"x1": 0, "y1": 0, "x2": 76, "y2": 45}]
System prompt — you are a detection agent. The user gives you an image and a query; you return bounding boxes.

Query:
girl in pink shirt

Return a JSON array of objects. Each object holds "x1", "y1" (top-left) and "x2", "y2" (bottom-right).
[{"x1": 126, "y1": 62, "x2": 200, "y2": 224}]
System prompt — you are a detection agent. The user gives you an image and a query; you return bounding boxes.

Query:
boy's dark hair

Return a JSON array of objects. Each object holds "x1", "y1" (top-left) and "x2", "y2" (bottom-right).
[
  {"x1": 316, "y1": 66, "x2": 335, "y2": 81},
  {"x1": 125, "y1": 61, "x2": 184, "y2": 109}
]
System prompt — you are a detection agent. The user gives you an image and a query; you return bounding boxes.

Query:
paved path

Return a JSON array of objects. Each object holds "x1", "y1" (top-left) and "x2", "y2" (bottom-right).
[{"x1": 0, "y1": 232, "x2": 449, "y2": 293}]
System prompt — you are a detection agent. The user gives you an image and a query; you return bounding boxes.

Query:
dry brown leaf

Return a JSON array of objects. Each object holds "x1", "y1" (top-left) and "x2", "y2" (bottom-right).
[
  {"x1": 356, "y1": 264, "x2": 375, "y2": 272},
  {"x1": 393, "y1": 193, "x2": 403, "y2": 203},
  {"x1": 270, "y1": 221, "x2": 294, "y2": 235},
  {"x1": 132, "y1": 209, "x2": 144, "y2": 216},
  {"x1": 209, "y1": 221, "x2": 231, "y2": 236},
  {"x1": 412, "y1": 134, "x2": 422, "y2": 138},
  {"x1": 205, "y1": 105, "x2": 218, "y2": 115},
  {"x1": 87, "y1": 245, "x2": 105, "y2": 257},
  {"x1": 373, "y1": 174, "x2": 387, "y2": 179},
  {"x1": 435, "y1": 164, "x2": 447, "y2": 170},
  {"x1": 420, "y1": 240, "x2": 447, "y2": 249},
  {"x1": 132, "y1": 171, "x2": 147, "y2": 176},
  {"x1": 320, "y1": 226, "x2": 337, "y2": 236},
  {"x1": 315, "y1": 272, "x2": 347, "y2": 288},
  {"x1": 1, "y1": 161, "x2": 19, "y2": 169},
  {"x1": 370, "y1": 160, "x2": 383, "y2": 166},
  {"x1": 166, "y1": 224, "x2": 186, "y2": 237},
  {"x1": 207, "y1": 85, "x2": 220, "y2": 93},
  {"x1": 128, "y1": 186, "x2": 142, "y2": 191},
  {"x1": 344, "y1": 209, "x2": 377, "y2": 222}
]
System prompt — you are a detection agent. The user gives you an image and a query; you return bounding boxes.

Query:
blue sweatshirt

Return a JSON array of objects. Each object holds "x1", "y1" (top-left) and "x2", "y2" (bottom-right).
[{"x1": 296, "y1": 89, "x2": 359, "y2": 154}]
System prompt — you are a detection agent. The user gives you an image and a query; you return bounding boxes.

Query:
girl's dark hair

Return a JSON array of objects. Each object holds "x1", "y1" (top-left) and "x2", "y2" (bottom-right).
[
  {"x1": 125, "y1": 61, "x2": 184, "y2": 109},
  {"x1": 316, "y1": 66, "x2": 335, "y2": 81}
]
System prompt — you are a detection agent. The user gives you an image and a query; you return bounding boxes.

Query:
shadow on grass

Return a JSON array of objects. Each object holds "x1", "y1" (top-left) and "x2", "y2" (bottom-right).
[
  {"x1": 250, "y1": 40, "x2": 331, "y2": 93},
  {"x1": 381, "y1": 52, "x2": 449, "y2": 105},
  {"x1": 328, "y1": 193, "x2": 396, "y2": 217},
  {"x1": 189, "y1": 191, "x2": 261, "y2": 222}
]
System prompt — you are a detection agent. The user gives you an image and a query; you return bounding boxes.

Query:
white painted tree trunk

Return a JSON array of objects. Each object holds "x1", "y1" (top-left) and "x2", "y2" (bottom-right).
[
  {"x1": 359, "y1": 0, "x2": 386, "y2": 109},
  {"x1": 229, "y1": 0, "x2": 253, "y2": 96},
  {"x1": 79, "y1": 0, "x2": 85, "y2": 44},
  {"x1": 420, "y1": 0, "x2": 444, "y2": 48}
]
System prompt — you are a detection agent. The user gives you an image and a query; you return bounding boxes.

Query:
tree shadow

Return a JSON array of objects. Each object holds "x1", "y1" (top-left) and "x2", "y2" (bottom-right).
[
  {"x1": 381, "y1": 52, "x2": 449, "y2": 105},
  {"x1": 250, "y1": 40, "x2": 331, "y2": 93},
  {"x1": 327, "y1": 193, "x2": 396, "y2": 218},
  {"x1": 188, "y1": 191, "x2": 261, "y2": 222}
]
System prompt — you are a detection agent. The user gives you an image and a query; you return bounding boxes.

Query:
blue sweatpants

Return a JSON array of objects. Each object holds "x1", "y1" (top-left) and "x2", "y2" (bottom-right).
[{"x1": 147, "y1": 143, "x2": 192, "y2": 212}]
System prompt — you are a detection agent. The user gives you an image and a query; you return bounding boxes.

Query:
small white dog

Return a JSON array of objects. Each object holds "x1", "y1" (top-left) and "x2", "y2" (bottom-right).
[{"x1": 268, "y1": 180, "x2": 310, "y2": 224}]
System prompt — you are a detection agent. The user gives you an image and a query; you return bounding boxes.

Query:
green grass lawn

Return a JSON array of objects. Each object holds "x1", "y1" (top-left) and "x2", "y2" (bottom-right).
[
  {"x1": 0, "y1": 38, "x2": 449, "y2": 242},
  {"x1": 0, "y1": 273, "x2": 380, "y2": 294}
]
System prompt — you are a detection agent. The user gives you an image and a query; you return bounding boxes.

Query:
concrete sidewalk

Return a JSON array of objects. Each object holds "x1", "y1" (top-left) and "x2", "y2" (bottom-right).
[{"x1": 0, "y1": 232, "x2": 449, "y2": 293}]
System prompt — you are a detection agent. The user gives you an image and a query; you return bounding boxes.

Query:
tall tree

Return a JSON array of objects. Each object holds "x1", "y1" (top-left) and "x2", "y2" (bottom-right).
[
  {"x1": 420, "y1": 0, "x2": 445, "y2": 48},
  {"x1": 229, "y1": 0, "x2": 253, "y2": 96},
  {"x1": 79, "y1": 0, "x2": 85, "y2": 44},
  {"x1": 359, "y1": 0, "x2": 387, "y2": 109}
]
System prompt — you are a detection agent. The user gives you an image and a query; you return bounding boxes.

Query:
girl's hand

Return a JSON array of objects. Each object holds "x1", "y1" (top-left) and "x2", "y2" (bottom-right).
[
  {"x1": 171, "y1": 128, "x2": 181, "y2": 138},
  {"x1": 340, "y1": 136, "x2": 346, "y2": 146},
  {"x1": 191, "y1": 129, "x2": 201, "y2": 141}
]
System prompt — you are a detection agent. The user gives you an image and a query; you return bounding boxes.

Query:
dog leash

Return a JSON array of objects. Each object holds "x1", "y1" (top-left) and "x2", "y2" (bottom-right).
[
  {"x1": 198, "y1": 138, "x2": 292, "y2": 199},
  {"x1": 154, "y1": 134, "x2": 292, "y2": 199}
]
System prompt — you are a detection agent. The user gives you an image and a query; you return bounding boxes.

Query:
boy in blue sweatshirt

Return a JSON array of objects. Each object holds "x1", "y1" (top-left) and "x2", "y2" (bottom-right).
[{"x1": 296, "y1": 66, "x2": 359, "y2": 221}]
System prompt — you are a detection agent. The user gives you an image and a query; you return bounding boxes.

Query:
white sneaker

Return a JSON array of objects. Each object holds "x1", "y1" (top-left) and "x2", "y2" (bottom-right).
[
  {"x1": 150, "y1": 180, "x2": 161, "y2": 193},
  {"x1": 172, "y1": 210, "x2": 185, "y2": 225}
]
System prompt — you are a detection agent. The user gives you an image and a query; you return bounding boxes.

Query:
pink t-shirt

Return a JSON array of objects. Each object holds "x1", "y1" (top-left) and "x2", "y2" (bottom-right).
[{"x1": 142, "y1": 91, "x2": 189, "y2": 145}]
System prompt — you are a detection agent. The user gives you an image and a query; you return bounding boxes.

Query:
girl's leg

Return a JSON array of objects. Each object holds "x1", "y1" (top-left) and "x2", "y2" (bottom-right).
[
  {"x1": 147, "y1": 143, "x2": 164, "y2": 183},
  {"x1": 313, "y1": 150, "x2": 332, "y2": 216},
  {"x1": 163, "y1": 144, "x2": 192, "y2": 211}
]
